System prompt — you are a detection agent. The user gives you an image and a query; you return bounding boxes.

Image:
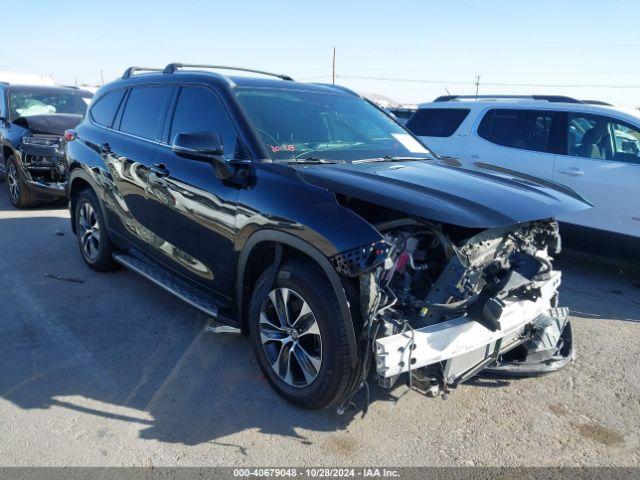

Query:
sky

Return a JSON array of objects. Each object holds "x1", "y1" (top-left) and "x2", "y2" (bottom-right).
[{"x1": 2, "y1": 0, "x2": 640, "y2": 107}]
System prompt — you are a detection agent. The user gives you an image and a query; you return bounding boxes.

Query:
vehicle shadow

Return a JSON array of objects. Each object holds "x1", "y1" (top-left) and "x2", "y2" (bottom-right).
[
  {"x1": 556, "y1": 253, "x2": 640, "y2": 324},
  {"x1": 1, "y1": 200, "x2": 638, "y2": 449},
  {"x1": 0, "y1": 207, "x2": 403, "y2": 449}
]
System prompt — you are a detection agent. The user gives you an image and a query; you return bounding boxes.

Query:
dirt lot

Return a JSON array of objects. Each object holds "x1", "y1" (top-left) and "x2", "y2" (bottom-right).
[{"x1": 0, "y1": 192, "x2": 639, "y2": 467}]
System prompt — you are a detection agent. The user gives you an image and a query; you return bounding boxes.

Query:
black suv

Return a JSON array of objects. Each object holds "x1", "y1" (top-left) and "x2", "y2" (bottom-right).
[
  {"x1": 66, "y1": 64, "x2": 588, "y2": 410},
  {"x1": 0, "y1": 83, "x2": 92, "y2": 207}
]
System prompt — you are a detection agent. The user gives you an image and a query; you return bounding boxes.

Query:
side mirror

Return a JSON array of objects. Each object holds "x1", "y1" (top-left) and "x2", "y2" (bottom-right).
[{"x1": 171, "y1": 132, "x2": 234, "y2": 179}]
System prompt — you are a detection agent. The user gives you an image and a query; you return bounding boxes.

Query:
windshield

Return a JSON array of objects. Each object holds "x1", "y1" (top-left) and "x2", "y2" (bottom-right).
[
  {"x1": 235, "y1": 87, "x2": 434, "y2": 162},
  {"x1": 9, "y1": 88, "x2": 91, "y2": 120}
]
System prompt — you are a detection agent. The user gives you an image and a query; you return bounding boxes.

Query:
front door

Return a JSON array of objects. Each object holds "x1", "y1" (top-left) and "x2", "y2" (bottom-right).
[
  {"x1": 554, "y1": 112, "x2": 640, "y2": 237},
  {"x1": 147, "y1": 85, "x2": 245, "y2": 298}
]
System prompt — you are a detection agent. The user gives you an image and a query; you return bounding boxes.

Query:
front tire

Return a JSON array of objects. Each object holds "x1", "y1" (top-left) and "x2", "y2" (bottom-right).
[
  {"x1": 249, "y1": 258, "x2": 358, "y2": 410},
  {"x1": 75, "y1": 189, "x2": 117, "y2": 271},
  {"x1": 5, "y1": 156, "x2": 38, "y2": 208}
]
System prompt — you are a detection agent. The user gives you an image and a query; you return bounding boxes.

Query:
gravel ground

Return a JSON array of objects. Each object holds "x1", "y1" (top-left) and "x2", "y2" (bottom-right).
[{"x1": 0, "y1": 192, "x2": 639, "y2": 467}]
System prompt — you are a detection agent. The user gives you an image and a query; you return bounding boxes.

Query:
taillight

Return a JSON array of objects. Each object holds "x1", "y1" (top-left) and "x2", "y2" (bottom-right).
[{"x1": 64, "y1": 130, "x2": 76, "y2": 142}]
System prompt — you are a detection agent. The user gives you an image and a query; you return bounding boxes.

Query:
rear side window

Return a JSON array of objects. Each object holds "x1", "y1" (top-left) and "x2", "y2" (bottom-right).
[
  {"x1": 0, "y1": 89, "x2": 6, "y2": 119},
  {"x1": 119, "y1": 86, "x2": 172, "y2": 140},
  {"x1": 406, "y1": 108, "x2": 470, "y2": 137},
  {"x1": 89, "y1": 90, "x2": 124, "y2": 127},
  {"x1": 169, "y1": 86, "x2": 242, "y2": 159},
  {"x1": 478, "y1": 109, "x2": 555, "y2": 153}
]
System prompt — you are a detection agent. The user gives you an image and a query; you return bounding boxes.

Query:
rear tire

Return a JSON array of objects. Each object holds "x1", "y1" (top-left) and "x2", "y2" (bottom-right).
[
  {"x1": 75, "y1": 188, "x2": 117, "y2": 271},
  {"x1": 249, "y1": 258, "x2": 358, "y2": 410},
  {"x1": 5, "y1": 156, "x2": 39, "y2": 208}
]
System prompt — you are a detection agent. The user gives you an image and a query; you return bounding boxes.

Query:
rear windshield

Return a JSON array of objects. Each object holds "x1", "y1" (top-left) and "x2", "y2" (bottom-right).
[
  {"x1": 9, "y1": 88, "x2": 91, "y2": 120},
  {"x1": 235, "y1": 87, "x2": 434, "y2": 162},
  {"x1": 406, "y1": 108, "x2": 470, "y2": 137}
]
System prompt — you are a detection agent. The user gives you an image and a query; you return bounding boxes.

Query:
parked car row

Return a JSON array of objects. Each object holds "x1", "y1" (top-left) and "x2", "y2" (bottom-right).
[
  {"x1": 27, "y1": 63, "x2": 588, "y2": 411},
  {"x1": 403, "y1": 95, "x2": 640, "y2": 247}
]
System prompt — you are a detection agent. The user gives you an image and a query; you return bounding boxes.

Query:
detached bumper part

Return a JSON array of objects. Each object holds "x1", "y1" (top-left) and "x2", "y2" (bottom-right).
[
  {"x1": 18, "y1": 145, "x2": 68, "y2": 198},
  {"x1": 483, "y1": 307, "x2": 573, "y2": 377},
  {"x1": 375, "y1": 271, "x2": 571, "y2": 385}
]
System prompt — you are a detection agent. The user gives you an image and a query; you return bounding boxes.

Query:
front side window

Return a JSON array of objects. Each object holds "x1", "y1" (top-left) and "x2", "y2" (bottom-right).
[
  {"x1": 119, "y1": 86, "x2": 172, "y2": 140},
  {"x1": 90, "y1": 90, "x2": 125, "y2": 128},
  {"x1": 406, "y1": 108, "x2": 470, "y2": 137},
  {"x1": 169, "y1": 86, "x2": 243, "y2": 159},
  {"x1": 568, "y1": 112, "x2": 640, "y2": 163},
  {"x1": 235, "y1": 88, "x2": 434, "y2": 162},
  {"x1": 8, "y1": 88, "x2": 91, "y2": 120},
  {"x1": 478, "y1": 108, "x2": 554, "y2": 153}
]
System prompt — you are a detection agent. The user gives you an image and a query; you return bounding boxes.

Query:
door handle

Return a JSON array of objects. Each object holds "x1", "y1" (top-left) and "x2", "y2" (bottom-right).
[
  {"x1": 150, "y1": 163, "x2": 170, "y2": 178},
  {"x1": 99, "y1": 142, "x2": 111, "y2": 154},
  {"x1": 557, "y1": 167, "x2": 584, "y2": 176}
]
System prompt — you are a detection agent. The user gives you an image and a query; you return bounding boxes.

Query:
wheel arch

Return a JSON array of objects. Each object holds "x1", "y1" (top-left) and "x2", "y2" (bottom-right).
[
  {"x1": 236, "y1": 230, "x2": 359, "y2": 367},
  {"x1": 67, "y1": 169, "x2": 104, "y2": 235},
  {"x1": 2, "y1": 144, "x2": 14, "y2": 163}
]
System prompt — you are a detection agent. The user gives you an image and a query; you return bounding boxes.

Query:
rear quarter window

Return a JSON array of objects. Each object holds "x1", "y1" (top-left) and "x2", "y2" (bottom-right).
[
  {"x1": 406, "y1": 108, "x2": 470, "y2": 137},
  {"x1": 89, "y1": 90, "x2": 125, "y2": 128}
]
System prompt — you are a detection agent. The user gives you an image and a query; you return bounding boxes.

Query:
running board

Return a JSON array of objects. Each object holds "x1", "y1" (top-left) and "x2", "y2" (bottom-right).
[{"x1": 112, "y1": 252, "x2": 219, "y2": 319}]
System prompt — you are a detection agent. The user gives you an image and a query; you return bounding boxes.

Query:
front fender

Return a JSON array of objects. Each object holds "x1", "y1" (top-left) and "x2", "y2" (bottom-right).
[
  {"x1": 234, "y1": 163, "x2": 383, "y2": 258},
  {"x1": 236, "y1": 229, "x2": 360, "y2": 367}
]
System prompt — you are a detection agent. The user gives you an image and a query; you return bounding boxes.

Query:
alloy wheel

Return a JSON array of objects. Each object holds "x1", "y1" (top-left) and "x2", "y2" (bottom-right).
[
  {"x1": 259, "y1": 287, "x2": 322, "y2": 388},
  {"x1": 78, "y1": 202, "x2": 101, "y2": 261},
  {"x1": 7, "y1": 162, "x2": 19, "y2": 202}
]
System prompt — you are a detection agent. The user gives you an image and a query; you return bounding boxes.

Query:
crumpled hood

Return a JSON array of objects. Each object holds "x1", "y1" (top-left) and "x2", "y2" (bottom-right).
[
  {"x1": 294, "y1": 160, "x2": 591, "y2": 228},
  {"x1": 13, "y1": 114, "x2": 84, "y2": 136}
]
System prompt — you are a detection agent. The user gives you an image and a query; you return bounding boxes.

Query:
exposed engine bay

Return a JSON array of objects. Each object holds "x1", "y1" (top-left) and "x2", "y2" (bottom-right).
[{"x1": 342, "y1": 218, "x2": 573, "y2": 403}]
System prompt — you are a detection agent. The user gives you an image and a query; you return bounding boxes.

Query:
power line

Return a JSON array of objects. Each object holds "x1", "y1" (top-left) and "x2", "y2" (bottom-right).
[
  {"x1": 333, "y1": 75, "x2": 640, "y2": 89},
  {"x1": 338, "y1": 43, "x2": 640, "y2": 52}
]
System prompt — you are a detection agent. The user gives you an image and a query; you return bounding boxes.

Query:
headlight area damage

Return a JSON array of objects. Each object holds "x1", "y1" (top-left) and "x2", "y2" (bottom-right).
[
  {"x1": 331, "y1": 219, "x2": 572, "y2": 406},
  {"x1": 19, "y1": 135, "x2": 68, "y2": 193}
]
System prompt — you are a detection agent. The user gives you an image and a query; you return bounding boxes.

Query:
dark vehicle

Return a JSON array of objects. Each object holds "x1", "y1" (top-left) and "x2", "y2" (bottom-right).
[
  {"x1": 66, "y1": 64, "x2": 590, "y2": 410},
  {"x1": 0, "y1": 83, "x2": 93, "y2": 207}
]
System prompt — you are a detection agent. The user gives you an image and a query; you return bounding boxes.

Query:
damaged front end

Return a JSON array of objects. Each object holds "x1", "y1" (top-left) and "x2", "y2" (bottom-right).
[
  {"x1": 17, "y1": 135, "x2": 68, "y2": 197},
  {"x1": 334, "y1": 219, "x2": 573, "y2": 400}
]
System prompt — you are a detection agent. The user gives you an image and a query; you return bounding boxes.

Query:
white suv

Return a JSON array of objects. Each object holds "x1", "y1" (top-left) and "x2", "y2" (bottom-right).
[{"x1": 406, "y1": 95, "x2": 640, "y2": 241}]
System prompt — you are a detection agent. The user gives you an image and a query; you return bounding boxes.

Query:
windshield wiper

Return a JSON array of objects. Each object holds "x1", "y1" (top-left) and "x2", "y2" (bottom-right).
[
  {"x1": 290, "y1": 157, "x2": 345, "y2": 165},
  {"x1": 352, "y1": 156, "x2": 428, "y2": 164}
]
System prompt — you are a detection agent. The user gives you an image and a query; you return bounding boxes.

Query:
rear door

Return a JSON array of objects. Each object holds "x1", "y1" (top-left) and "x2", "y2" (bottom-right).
[
  {"x1": 461, "y1": 108, "x2": 563, "y2": 179},
  {"x1": 553, "y1": 112, "x2": 640, "y2": 236},
  {"x1": 147, "y1": 84, "x2": 245, "y2": 297},
  {"x1": 99, "y1": 85, "x2": 173, "y2": 253},
  {"x1": 405, "y1": 107, "x2": 471, "y2": 157}
]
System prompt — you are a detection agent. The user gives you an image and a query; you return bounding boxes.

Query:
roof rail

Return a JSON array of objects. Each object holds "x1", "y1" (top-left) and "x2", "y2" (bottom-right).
[
  {"x1": 433, "y1": 94, "x2": 583, "y2": 104},
  {"x1": 122, "y1": 66, "x2": 164, "y2": 79},
  {"x1": 581, "y1": 99, "x2": 613, "y2": 106},
  {"x1": 162, "y1": 63, "x2": 294, "y2": 81}
]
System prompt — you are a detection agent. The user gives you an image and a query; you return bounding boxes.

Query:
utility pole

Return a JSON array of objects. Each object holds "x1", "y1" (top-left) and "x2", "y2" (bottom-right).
[
  {"x1": 100, "y1": 69, "x2": 104, "y2": 86},
  {"x1": 332, "y1": 46, "x2": 336, "y2": 85},
  {"x1": 475, "y1": 75, "x2": 481, "y2": 99}
]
